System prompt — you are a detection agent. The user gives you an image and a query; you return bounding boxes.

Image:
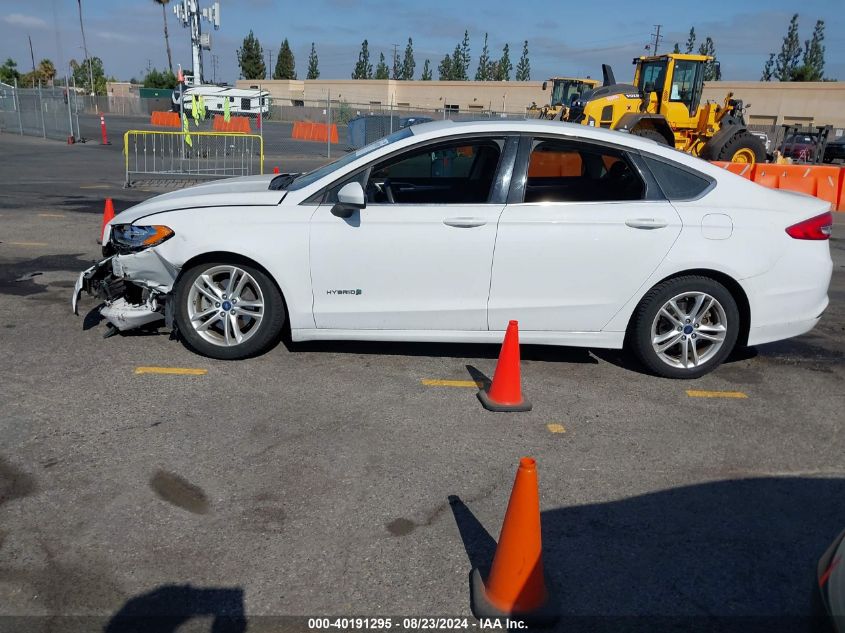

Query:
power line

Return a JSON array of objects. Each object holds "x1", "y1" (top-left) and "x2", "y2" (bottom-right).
[{"x1": 647, "y1": 24, "x2": 663, "y2": 56}]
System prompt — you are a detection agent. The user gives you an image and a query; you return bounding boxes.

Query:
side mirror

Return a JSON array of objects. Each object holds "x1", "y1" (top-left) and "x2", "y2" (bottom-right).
[
  {"x1": 331, "y1": 181, "x2": 366, "y2": 218},
  {"x1": 542, "y1": 81, "x2": 548, "y2": 91}
]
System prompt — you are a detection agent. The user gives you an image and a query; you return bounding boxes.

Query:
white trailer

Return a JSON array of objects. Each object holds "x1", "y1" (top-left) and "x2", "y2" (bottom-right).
[{"x1": 172, "y1": 85, "x2": 271, "y2": 117}]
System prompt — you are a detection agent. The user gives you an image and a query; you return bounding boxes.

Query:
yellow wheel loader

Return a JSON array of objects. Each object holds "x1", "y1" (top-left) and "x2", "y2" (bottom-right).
[
  {"x1": 565, "y1": 54, "x2": 766, "y2": 163},
  {"x1": 529, "y1": 77, "x2": 600, "y2": 121}
]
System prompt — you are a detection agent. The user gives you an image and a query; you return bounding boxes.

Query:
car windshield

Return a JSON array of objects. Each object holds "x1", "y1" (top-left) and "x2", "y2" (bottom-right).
[{"x1": 284, "y1": 128, "x2": 415, "y2": 191}]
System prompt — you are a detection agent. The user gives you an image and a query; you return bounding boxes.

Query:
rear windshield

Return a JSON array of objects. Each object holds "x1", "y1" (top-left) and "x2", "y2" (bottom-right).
[{"x1": 284, "y1": 128, "x2": 414, "y2": 191}]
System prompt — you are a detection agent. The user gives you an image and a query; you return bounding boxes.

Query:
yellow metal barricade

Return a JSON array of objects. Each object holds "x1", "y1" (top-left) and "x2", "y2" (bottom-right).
[{"x1": 123, "y1": 130, "x2": 264, "y2": 187}]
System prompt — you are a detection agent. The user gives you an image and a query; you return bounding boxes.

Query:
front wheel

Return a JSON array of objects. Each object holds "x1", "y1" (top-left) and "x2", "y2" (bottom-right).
[
  {"x1": 628, "y1": 276, "x2": 740, "y2": 379},
  {"x1": 175, "y1": 261, "x2": 285, "y2": 360},
  {"x1": 716, "y1": 131, "x2": 766, "y2": 164}
]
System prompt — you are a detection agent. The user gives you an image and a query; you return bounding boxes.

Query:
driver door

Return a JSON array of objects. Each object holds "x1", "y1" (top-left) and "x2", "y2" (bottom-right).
[{"x1": 309, "y1": 135, "x2": 514, "y2": 331}]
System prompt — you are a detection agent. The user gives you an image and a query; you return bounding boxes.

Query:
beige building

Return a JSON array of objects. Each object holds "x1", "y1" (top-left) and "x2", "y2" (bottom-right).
[{"x1": 238, "y1": 78, "x2": 845, "y2": 127}]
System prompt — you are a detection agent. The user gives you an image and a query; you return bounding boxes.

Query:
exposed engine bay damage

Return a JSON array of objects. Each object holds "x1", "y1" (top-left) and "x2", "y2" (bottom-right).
[{"x1": 72, "y1": 251, "x2": 179, "y2": 334}]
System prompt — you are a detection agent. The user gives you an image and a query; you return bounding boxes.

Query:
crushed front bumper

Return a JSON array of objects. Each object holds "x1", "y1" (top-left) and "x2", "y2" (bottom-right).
[{"x1": 72, "y1": 251, "x2": 178, "y2": 333}]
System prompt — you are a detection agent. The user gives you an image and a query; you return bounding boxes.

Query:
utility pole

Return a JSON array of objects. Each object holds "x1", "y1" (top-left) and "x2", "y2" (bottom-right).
[
  {"x1": 649, "y1": 24, "x2": 663, "y2": 56},
  {"x1": 28, "y1": 35, "x2": 37, "y2": 88},
  {"x1": 265, "y1": 47, "x2": 274, "y2": 79},
  {"x1": 211, "y1": 54, "x2": 219, "y2": 84},
  {"x1": 76, "y1": 0, "x2": 95, "y2": 94}
]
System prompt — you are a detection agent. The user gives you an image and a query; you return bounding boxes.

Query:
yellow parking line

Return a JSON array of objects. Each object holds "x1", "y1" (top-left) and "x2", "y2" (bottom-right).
[
  {"x1": 686, "y1": 389, "x2": 748, "y2": 399},
  {"x1": 38, "y1": 213, "x2": 65, "y2": 218},
  {"x1": 421, "y1": 378, "x2": 481, "y2": 388},
  {"x1": 547, "y1": 423, "x2": 566, "y2": 434},
  {"x1": 80, "y1": 184, "x2": 111, "y2": 189},
  {"x1": 7, "y1": 241, "x2": 48, "y2": 247},
  {"x1": 134, "y1": 367, "x2": 208, "y2": 376}
]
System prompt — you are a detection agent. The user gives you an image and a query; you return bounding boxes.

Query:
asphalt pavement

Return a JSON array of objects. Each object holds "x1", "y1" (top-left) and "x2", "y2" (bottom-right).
[{"x1": 0, "y1": 131, "x2": 843, "y2": 632}]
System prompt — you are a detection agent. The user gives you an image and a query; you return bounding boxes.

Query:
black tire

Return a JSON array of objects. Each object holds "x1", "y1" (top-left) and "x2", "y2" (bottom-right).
[
  {"x1": 628, "y1": 276, "x2": 740, "y2": 379},
  {"x1": 715, "y1": 131, "x2": 766, "y2": 164},
  {"x1": 175, "y1": 261, "x2": 285, "y2": 360},
  {"x1": 631, "y1": 127, "x2": 671, "y2": 145}
]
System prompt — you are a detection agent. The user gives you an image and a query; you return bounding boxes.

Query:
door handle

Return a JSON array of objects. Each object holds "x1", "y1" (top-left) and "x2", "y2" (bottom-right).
[
  {"x1": 625, "y1": 218, "x2": 668, "y2": 230},
  {"x1": 443, "y1": 217, "x2": 487, "y2": 228}
]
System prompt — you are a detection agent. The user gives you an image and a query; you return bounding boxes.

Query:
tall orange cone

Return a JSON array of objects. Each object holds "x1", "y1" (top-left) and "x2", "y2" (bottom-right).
[
  {"x1": 470, "y1": 457, "x2": 557, "y2": 625},
  {"x1": 478, "y1": 320, "x2": 531, "y2": 412},
  {"x1": 99, "y1": 198, "x2": 115, "y2": 244}
]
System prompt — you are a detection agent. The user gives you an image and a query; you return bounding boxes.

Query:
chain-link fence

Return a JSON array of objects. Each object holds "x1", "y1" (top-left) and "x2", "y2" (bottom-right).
[{"x1": 0, "y1": 82, "x2": 81, "y2": 141}]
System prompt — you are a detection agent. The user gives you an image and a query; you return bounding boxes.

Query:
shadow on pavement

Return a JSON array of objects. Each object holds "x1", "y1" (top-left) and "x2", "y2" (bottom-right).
[
  {"x1": 451, "y1": 477, "x2": 845, "y2": 632},
  {"x1": 104, "y1": 585, "x2": 246, "y2": 633}
]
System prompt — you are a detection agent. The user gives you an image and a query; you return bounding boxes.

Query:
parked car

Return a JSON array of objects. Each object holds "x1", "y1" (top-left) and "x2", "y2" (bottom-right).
[
  {"x1": 824, "y1": 135, "x2": 845, "y2": 164},
  {"x1": 781, "y1": 133, "x2": 818, "y2": 161},
  {"x1": 72, "y1": 120, "x2": 833, "y2": 378}
]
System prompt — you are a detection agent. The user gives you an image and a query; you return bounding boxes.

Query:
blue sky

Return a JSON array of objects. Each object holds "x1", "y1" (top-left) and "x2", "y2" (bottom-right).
[{"x1": 1, "y1": 0, "x2": 843, "y2": 84}]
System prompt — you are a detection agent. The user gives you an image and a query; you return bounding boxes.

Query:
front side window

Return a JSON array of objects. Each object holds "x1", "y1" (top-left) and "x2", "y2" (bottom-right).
[
  {"x1": 524, "y1": 139, "x2": 645, "y2": 203},
  {"x1": 670, "y1": 60, "x2": 699, "y2": 107},
  {"x1": 638, "y1": 61, "x2": 667, "y2": 94},
  {"x1": 365, "y1": 137, "x2": 504, "y2": 204}
]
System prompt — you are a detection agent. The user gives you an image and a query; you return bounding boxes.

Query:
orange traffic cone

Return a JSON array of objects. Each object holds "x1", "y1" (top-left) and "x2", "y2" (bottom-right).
[
  {"x1": 470, "y1": 457, "x2": 558, "y2": 625},
  {"x1": 98, "y1": 198, "x2": 115, "y2": 244},
  {"x1": 477, "y1": 320, "x2": 532, "y2": 412}
]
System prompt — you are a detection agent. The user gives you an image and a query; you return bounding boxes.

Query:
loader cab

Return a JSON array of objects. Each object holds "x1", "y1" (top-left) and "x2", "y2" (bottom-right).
[
  {"x1": 634, "y1": 54, "x2": 709, "y2": 123},
  {"x1": 545, "y1": 77, "x2": 600, "y2": 107}
]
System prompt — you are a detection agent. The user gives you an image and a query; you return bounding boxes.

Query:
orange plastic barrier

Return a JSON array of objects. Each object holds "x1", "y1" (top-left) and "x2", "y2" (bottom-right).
[
  {"x1": 212, "y1": 115, "x2": 251, "y2": 133},
  {"x1": 291, "y1": 120, "x2": 338, "y2": 143},
  {"x1": 150, "y1": 111, "x2": 180, "y2": 128},
  {"x1": 712, "y1": 161, "x2": 844, "y2": 212},
  {"x1": 527, "y1": 152, "x2": 582, "y2": 177},
  {"x1": 710, "y1": 161, "x2": 754, "y2": 179}
]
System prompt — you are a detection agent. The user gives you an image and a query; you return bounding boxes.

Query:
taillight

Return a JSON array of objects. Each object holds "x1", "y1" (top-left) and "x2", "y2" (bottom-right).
[{"x1": 785, "y1": 212, "x2": 833, "y2": 240}]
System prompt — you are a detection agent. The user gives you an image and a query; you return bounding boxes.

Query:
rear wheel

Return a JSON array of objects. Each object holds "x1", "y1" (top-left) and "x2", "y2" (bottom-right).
[
  {"x1": 631, "y1": 127, "x2": 671, "y2": 145},
  {"x1": 629, "y1": 276, "x2": 740, "y2": 379},
  {"x1": 175, "y1": 261, "x2": 285, "y2": 360},
  {"x1": 715, "y1": 131, "x2": 766, "y2": 164}
]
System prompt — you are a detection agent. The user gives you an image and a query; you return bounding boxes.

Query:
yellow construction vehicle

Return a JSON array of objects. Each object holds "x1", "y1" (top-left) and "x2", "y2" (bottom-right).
[
  {"x1": 565, "y1": 53, "x2": 766, "y2": 163},
  {"x1": 529, "y1": 77, "x2": 600, "y2": 120}
]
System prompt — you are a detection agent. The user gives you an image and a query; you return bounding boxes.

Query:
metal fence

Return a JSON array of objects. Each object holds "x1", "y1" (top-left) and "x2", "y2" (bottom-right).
[
  {"x1": 0, "y1": 82, "x2": 81, "y2": 141},
  {"x1": 124, "y1": 130, "x2": 264, "y2": 186}
]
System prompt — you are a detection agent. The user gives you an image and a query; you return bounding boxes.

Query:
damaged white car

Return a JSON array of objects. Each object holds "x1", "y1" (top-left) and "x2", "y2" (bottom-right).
[{"x1": 73, "y1": 119, "x2": 832, "y2": 377}]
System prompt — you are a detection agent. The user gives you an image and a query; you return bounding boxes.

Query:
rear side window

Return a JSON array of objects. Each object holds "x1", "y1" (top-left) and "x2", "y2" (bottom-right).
[
  {"x1": 524, "y1": 139, "x2": 645, "y2": 202},
  {"x1": 642, "y1": 156, "x2": 713, "y2": 200}
]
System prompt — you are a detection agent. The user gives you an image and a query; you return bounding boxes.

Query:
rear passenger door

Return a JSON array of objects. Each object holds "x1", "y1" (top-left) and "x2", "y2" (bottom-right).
[{"x1": 488, "y1": 136, "x2": 682, "y2": 332}]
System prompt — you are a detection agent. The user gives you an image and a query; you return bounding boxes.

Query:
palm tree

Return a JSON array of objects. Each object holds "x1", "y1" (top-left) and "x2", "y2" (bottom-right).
[
  {"x1": 153, "y1": 0, "x2": 174, "y2": 74},
  {"x1": 37, "y1": 59, "x2": 56, "y2": 86}
]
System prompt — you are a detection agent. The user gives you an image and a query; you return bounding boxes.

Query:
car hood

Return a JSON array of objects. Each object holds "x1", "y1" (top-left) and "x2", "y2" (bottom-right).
[{"x1": 112, "y1": 174, "x2": 286, "y2": 225}]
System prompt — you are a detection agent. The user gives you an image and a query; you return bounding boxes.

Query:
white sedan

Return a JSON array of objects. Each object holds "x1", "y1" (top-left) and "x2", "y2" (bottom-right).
[{"x1": 73, "y1": 120, "x2": 833, "y2": 378}]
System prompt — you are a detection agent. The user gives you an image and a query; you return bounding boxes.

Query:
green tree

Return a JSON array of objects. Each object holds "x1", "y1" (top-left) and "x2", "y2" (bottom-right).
[
  {"x1": 306, "y1": 42, "x2": 319, "y2": 79},
  {"x1": 672, "y1": 42, "x2": 680, "y2": 54},
  {"x1": 273, "y1": 39, "x2": 296, "y2": 79},
  {"x1": 494, "y1": 43, "x2": 512, "y2": 81},
  {"x1": 0, "y1": 58, "x2": 20, "y2": 85},
  {"x1": 70, "y1": 56, "x2": 107, "y2": 94},
  {"x1": 685, "y1": 27, "x2": 696, "y2": 53},
  {"x1": 798, "y1": 19, "x2": 825, "y2": 80},
  {"x1": 761, "y1": 53, "x2": 775, "y2": 81},
  {"x1": 375, "y1": 52, "x2": 389, "y2": 80},
  {"x1": 774, "y1": 14, "x2": 802, "y2": 81},
  {"x1": 421, "y1": 58, "x2": 432, "y2": 80},
  {"x1": 401, "y1": 37, "x2": 415, "y2": 80},
  {"x1": 460, "y1": 30, "x2": 471, "y2": 78},
  {"x1": 449, "y1": 45, "x2": 465, "y2": 80},
  {"x1": 153, "y1": 0, "x2": 173, "y2": 73},
  {"x1": 237, "y1": 30, "x2": 266, "y2": 80},
  {"x1": 37, "y1": 59, "x2": 56, "y2": 85},
  {"x1": 438, "y1": 54, "x2": 452, "y2": 80},
  {"x1": 352, "y1": 39, "x2": 373, "y2": 79},
  {"x1": 475, "y1": 33, "x2": 491, "y2": 80},
  {"x1": 515, "y1": 40, "x2": 530, "y2": 81},
  {"x1": 698, "y1": 36, "x2": 719, "y2": 81},
  {"x1": 143, "y1": 67, "x2": 177, "y2": 89}
]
